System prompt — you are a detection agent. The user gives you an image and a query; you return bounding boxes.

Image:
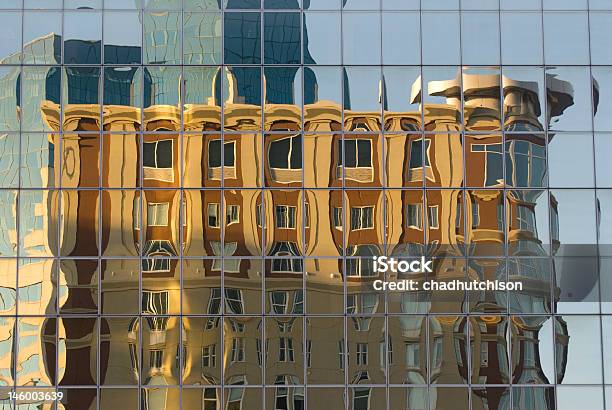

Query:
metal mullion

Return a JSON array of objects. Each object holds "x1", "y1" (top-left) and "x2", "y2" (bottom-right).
[
  {"x1": 137, "y1": 1, "x2": 144, "y2": 402},
  {"x1": 12, "y1": 5, "x2": 25, "y2": 400},
  {"x1": 586, "y1": 0, "x2": 607, "y2": 403},
  {"x1": 259, "y1": 2, "x2": 266, "y2": 400},
  {"x1": 339, "y1": 5, "x2": 349, "y2": 409},
  {"x1": 220, "y1": 1, "x2": 226, "y2": 405},
  {"x1": 178, "y1": 1, "x2": 185, "y2": 407}
]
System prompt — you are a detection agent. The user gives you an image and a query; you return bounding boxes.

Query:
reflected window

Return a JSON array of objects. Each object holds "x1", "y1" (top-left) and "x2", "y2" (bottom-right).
[
  {"x1": 270, "y1": 291, "x2": 288, "y2": 314},
  {"x1": 333, "y1": 207, "x2": 343, "y2": 230},
  {"x1": 406, "y1": 204, "x2": 423, "y2": 229},
  {"x1": 17, "y1": 283, "x2": 41, "y2": 303},
  {"x1": 340, "y1": 139, "x2": 372, "y2": 168},
  {"x1": 279, "y1": 337, "x2": 295, "y2": 362},
  {"x1": 256, "y1": 203, "x2": 264, "y2": 227},
  {"x1": 226, "y1": 205, "x2": 240, "y2": 226},
  {"x1": 143, "y1": 140, "x2": 173, "y2": 169},
  {"x1": 210, "y1": 242, "x2": 239, "y2": 272},
  {"x1": 427, "y1": 205, "x2": 439, "y2": 229},
  {"x1": 270, "y1": 241, "x2": 303, "y2": 273},
  {"x1": 346, "y1": 244, "x2": 379, "y2": 277},
  {"x1": 230, "y1": 338, "x2": 245, "y2": 363},
  {"x1": 203, "y1": 388, "x2": 218, "y2": 410},
  {"x1": 353, "y1": 387, "x2": 370, "y2": 410},
  {"x1": 292, "y1": 291, "x2": 304, "y2": 314},
  {"x1": 405, "y1": 343, "x2": 420, "y2": 368},
  {"x1": 269, "y1": 135, "x2": 302, "y2": 170},
  {"x1": 357, "y1": 343, "x2": 368, "y2": 365},
  {"x1": 339, "y1": 340, "x2": 346, "y2": 369},
  {"x1": 227, "y1": 375, "x2": 246, "y2": 410},
  {"x1": 202, "y1": 344, "x2": 216, "y2": 367},
  {"x1": 225, "y1": 288, "x2": 244, "y2": 314},
  {"x1": 207, "y1": 203, "x2": 220, "y2": 228},
  {"x1": 142, "y1": 240, "x2": 174, "y2": 273},
  {"x1": 472, "y1": 143, "x2": 503, "y2": 186},
  {"x1": 208, "y1": 140, "x2": 236, "y2": 168},
  {"x1": 350, "y1": 206, "x2": 374, "y2": 230},
  {"x1": 409, "y1": 139, "x2": 431, "y2": 169},
  {"x1": 471, "y1": 199, "x2": 480, "y2": 229},
  {"x1": 275, "y1": 205, "x2": 297, "y2": 229},
  {"x1": 515, "y1": 205, "x2": 536, "y2": 233},
  {"x1": 142, "y1": 290, "x2": 169, "y2": 315},
  {"x1": 208, "y1": 288, "x2": 221, "y2": 314},
  {"x1": 505, "y1": 140, "x2": 546, "y2": 187},
  {"x1": 550, "y1": 207, "x2": 559, "y2": 242},
  {"x1": 147, "y1": 202, "x2": 169, "y2": 227}
]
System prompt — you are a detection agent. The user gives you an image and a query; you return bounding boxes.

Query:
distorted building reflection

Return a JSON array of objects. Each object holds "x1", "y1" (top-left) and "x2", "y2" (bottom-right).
[{"x1": 0, "y1": 8, "x2": 602, "y2": 410}]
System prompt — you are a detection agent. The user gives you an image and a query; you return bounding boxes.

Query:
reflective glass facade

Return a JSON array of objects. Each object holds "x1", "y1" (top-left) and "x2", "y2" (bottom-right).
[{"x1": 0, "y1": 0, "x2": 610, "y2": 409}]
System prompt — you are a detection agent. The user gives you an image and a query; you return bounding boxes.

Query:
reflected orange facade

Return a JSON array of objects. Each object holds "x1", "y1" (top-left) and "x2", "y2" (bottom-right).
[{"x1": 0, "y1": 70, "x2": 576, "y2": 409}]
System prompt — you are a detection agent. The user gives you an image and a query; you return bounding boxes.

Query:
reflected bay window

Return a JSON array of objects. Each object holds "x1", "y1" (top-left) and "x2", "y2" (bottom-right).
[
  {"x1": 208, "y1": 139, "x2": 235, "y2": 168},
  {"x1": 472, "y1": 143, "x2": 503, "y2": 186},
  {"x1": 268, "y1": 135, "x2": 302, "y2": 170},
  {"x1": 350, "y1": 206, "x2": 374, "y2": 230},
  {"x1": 275, "y1": 205, "x2": 297, "y2": 229},
  {"x1": 143, "y1": 140, "x2": 173, "y2": 169},
  {"x1": 408, "y1": 138, "x2": 431, "y2": 169},
  {"x1": 505, "y1": 140, "x2": 546, "y2": 188},
  {"x1": 340, "y1": 139, "x2": 372, "y2": 168},
  {"x1": 406, "y1": 204, "x2": 423, "y2": 229}
]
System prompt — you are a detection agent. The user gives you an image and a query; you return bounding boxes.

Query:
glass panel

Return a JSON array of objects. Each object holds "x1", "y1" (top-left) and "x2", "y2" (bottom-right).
[
  {"x1": 143, "y1": 11, "x2": 182, "y2": 64},
  {"x1": 342, "y1": 12, "x2": 381, "y2": 65},
  {"x1": 104, "y1": 11, "x2": 142, "y2": 64},
  {"x1": 461, "y1": 12, "x2": 500, "y2": 65},
  {"x1": 592, "y1": 67, "x2": 612, "y2": 131},
  {"x1": 547, "y1": 133, "x2": 594, "y2": 188},
  {"x1": 422, "y1": 12, "x2": 461, "y2": 65},
  {"x1": 557, "y1": 317, "x2": 602, "y2": 384},
  {"x1": 23, "y1": 11, "x2": 62, "y2": 64},
  {"x1": 595, "y1": 136, "x2": 612, "y2": 187},
  {"x1": 546, "y1": 66, "x2": 592, "y2": 132},
  {"x1": 500, "y1": 12, "x2": 543, "y2": 65},
  {"x1": 264, "y1": 12, "x2": 301, "y2": 64},
  {"x1": 64, "y1": 11, "x2": 103, "y2": 64},
  {"x1": 382, "y1": 12, "x2": 420, "y2": 65},
  {"x1": 590, "y1": 12, "x2": 612, "y2": 65},
  {"x1": 0, "y1": 12, "x2": 21, "y2": 64},
  {"x1": 303, "y1": 12, "x2": 341, "y2": 65},
  {"x1": 184, "y1": 12, "x2": 222, "y2": 64},
  {"x1": 543, "y1": 12, "x2": 589, "y2": 65},
  {"x1": 224, "y1": 12, "x2": 261, "y2": 64}
]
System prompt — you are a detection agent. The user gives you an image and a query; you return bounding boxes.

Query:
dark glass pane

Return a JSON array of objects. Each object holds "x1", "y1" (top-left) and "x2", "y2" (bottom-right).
[
  {"x1": 143, "y1": 142, "x2": 156, "y2": 167},
  {"x1": 224, "y1": 142, "x2": 235, "y2": 167},
  {"x1": 156, "y1": 140, "x2": 173, "y2": 168},
  {"x1": 226, "y1": 0, "x2": 260, "y2": 8},
  {"x1": 409, "y1": 139, "x2": 422, "y2": 169},
  {"x1": 357, "y1": 140, "x2": 371, "y2": 167},
  {"x1": 344, "y1": 140, "x2": 357, "y2": 168},
  {"x1": 290, "y1": 136, "x2": 302, "y2": 169},
  {"x1": 209, "y1": 140, "x2": 221, "y2": 167},
  {"x1": 65, "y1": 67, "x2": 100, "y2": 104},
  {"x1": 269, "y1": 138, "x2": 290, "y2": 168},
  {"x1": 224, "y1": 12, "x2": 261, "y2": 64},
  {"x1": 264, "y1": 12, "x2": 301, "y2": 64}
]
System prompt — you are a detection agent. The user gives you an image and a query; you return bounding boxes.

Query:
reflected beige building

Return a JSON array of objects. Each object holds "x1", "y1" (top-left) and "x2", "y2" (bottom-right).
[{"x1": 0, "y1": 65, "x2": 579, "y2": 409}]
